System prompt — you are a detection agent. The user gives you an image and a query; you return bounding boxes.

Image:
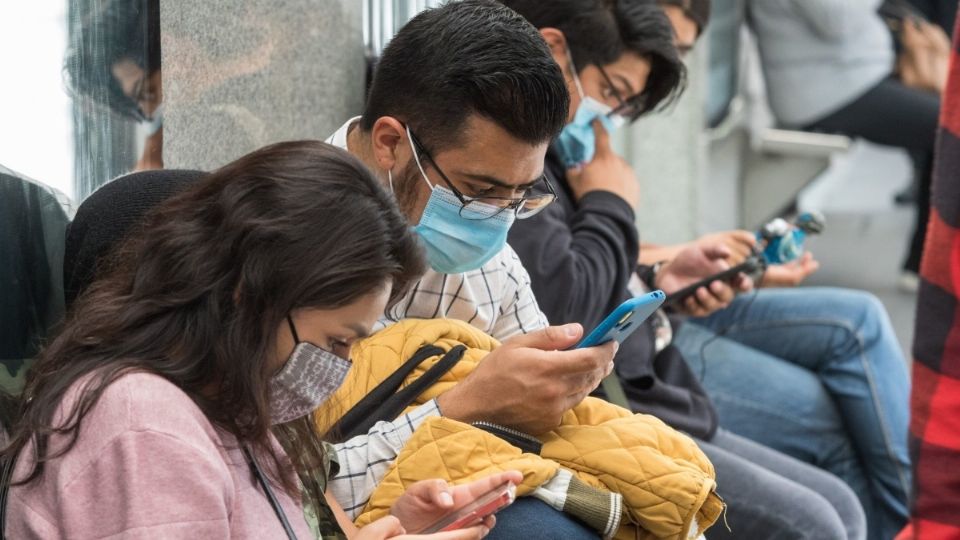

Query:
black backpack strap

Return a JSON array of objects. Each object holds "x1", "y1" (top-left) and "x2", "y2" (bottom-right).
[
  {"x1": 341, "y1": 345, "x2": 467, "y2": 441},
  {"x1": 326, "y1": 345, "x2": 443, "y2": 441}
]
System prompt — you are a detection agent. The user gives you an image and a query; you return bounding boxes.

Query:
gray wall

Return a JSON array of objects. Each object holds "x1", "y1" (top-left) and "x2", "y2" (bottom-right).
[
  {"x1": 161, "y1": 0, "x2": 364, "y2": 170},
  {"x1": 613, "y1": 45, "x2": 708, "y2": 246}
]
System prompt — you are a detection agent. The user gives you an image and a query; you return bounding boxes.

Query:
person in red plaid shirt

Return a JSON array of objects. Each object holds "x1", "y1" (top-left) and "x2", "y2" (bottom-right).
[{"x1": 898, "y1": 15, "x2": 960, "y2": 540}]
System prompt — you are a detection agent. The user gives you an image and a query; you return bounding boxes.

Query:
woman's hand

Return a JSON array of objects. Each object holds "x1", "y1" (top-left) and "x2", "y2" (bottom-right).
[
  {"x1": 760, "y1": 252, "x2": 820, "y2": 288},
  {"x1": 355, "y1": 515, "x2": 491, "y2": 540},
  {"x1": 389, "y1": 471, "x2": 523, "y2": 535}
]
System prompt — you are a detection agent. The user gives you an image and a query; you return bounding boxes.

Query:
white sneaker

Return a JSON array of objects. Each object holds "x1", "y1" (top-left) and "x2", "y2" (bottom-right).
[{"x1": 898, "y1": 271, "x2": 920, "y2": 293}]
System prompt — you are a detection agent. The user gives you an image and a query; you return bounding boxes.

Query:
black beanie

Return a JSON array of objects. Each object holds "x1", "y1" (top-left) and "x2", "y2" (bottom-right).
[
  {"x1": 63, "y1": 169, "x2": 206, "y2": 309},
  {"x1": 659, "y1": 0, "x2": 711, "y2": 33}
]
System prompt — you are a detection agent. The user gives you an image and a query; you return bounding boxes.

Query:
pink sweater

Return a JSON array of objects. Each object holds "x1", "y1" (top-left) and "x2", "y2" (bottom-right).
[{"x1": 7, "y1": 372, "x2": 315, "y2": 539}]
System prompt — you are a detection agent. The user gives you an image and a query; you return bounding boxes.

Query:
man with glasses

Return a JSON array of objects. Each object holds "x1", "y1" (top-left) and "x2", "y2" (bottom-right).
[
  {"x1": 503, "y1": 0, "x2": 911, "y2": 538},
  {"x1": 325, "y1": 2, "x2": 617, "y2": 538}
]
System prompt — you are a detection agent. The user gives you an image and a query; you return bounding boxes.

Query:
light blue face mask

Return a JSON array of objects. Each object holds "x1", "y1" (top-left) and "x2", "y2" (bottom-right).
[
  {"x1": 554, "y1": 53, "x2": 627, "y2": 169},
  {"x1": 406, "y1": 127, "x2": 515, "y2": 274}
]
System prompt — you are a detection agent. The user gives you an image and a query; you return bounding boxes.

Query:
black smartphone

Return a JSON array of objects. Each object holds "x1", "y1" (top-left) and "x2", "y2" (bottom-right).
[{"x1": 663, "y1": 256, "x2": 765, "y2": 306}]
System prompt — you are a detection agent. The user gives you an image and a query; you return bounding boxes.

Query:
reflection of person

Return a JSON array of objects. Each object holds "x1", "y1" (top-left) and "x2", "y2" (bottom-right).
[
  {"x1": 3, "y1": 141, "x2": 515, "y2": 539},
  {"x1": 65, "y1": 0, "x2": 163, "y2": 171},
  {"x1": 747, "y1": 0, "x2": 939, "y2": 287}
]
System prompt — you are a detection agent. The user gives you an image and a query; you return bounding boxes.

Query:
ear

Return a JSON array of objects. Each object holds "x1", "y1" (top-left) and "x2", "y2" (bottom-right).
[
  {"x1": 540, "y1": 28, "x2": 571, "y2": 77},
  {"x1": 369, "y1": 117, "x2": 407, "y2": 172}
]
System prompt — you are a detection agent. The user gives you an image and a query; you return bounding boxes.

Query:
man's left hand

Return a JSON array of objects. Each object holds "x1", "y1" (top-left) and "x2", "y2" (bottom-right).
[{"x1": 654, "y1": 243, "x2": 754, "y2": 317}]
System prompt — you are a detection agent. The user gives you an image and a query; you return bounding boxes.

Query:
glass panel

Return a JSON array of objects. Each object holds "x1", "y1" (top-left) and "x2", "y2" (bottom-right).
[
  {"x1": 0, "y1": 0, "x2": 160, "y2": 394},
  {"x1": 0, "y1": 0, "x2": 162, "y2": 203},
  {"x1": 363, "y1": 0, "x2": 444, "y2": 57},
  {"x1": 67, "y1": 0, "x2": 163, "y2": 200}
]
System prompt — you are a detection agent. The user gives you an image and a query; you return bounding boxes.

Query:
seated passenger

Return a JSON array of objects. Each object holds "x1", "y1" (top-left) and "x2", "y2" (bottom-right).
[
  {"x1": 659, "y1": 5, "x2": 912, "y2": 539},
  {"x1": 503, "y1": 0, "x2": 908, "y2": 538},
  {"x1": 2, "y1": 141, "x2": 518, "y2": 539},
  {"x1": 746, "y1": 0, "x2": 939, "y2": 286},
  {"x1": 324, "y1": 2, "x2": 615, "y2": 538}
]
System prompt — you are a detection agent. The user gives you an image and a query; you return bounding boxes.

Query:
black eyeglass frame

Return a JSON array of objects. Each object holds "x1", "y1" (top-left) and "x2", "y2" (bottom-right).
[
  {"x1": 596, "y1": 65, "x2": 648, "y2": 121},
  {"x1": 406, "y1": 127, "x2": 557, "y2": 221}
]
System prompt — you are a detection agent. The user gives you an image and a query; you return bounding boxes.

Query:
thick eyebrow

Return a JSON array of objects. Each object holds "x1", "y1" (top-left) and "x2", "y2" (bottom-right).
[
  {"x1": 613, "y1": 72, "x2": 640, "y2": 98},
  {"x1": 458, "y1": 172, "x2": 543, "y2": 191}
]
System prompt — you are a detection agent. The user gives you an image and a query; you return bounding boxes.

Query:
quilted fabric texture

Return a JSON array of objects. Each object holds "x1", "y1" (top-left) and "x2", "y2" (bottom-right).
[
  {"x1": 316, "y1": 319, "x2": 722, "y2": 539},
  {"x1": 352, "y1": 417, "x2": 560, "y2": 527}
]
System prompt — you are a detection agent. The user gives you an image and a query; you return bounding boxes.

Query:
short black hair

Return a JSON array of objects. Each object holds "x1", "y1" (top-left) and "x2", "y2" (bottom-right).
[
  {"x1": 659, "y1": 0, "x2": 711, "y2": 34},
  {"x1": 361, "y1": 0, "x2": 569, "y2": 152},
  {"x1": 502, "y1": 0, "x2": 686, "y2": 120}
]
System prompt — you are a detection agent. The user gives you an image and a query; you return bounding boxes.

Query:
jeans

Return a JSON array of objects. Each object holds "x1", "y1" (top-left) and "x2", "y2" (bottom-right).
[
  {"x1": 701, "y1": 429, "x2": 866, "y2": 540},
  {"x1": 486, "y1": 497, "x2": 598, "y2": 540},
  {"x1": 806, "y1": 78, "x2": 939, "y2": 272},
  {"x1": 675, "y1": 287, "x2": 911, "y2": 540},
  {"x1": 489, "y1": 430, "x2": 867, "y2": 540}
]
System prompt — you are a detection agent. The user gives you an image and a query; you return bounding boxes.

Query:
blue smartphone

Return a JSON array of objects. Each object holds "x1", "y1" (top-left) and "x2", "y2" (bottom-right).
[{"x1": 574, "y1": 290, "x2": 666, "y2": 349}]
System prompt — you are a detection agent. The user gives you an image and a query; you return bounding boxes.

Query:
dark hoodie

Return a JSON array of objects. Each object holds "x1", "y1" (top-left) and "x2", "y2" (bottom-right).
[{"x1": 507, "y1": 149, "x2": 718, "y2": 439}]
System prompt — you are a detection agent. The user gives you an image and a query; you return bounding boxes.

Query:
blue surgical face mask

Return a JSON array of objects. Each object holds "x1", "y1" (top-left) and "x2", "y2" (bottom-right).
[
  {"x1": 554, "y1": 53, "x2": 627, "y2": 169},
  {"x1": 406, "y1": 127, "x2": 515, "y2": 274}
]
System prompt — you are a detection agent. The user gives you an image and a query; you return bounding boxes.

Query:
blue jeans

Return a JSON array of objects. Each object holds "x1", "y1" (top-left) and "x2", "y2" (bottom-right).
[
  {"x1": 486, "y1": 497, "x2": 597, "y2": 540},
  {"x1": 675, "y1": 287, "x2": 910, "y2": 540},
  {"x1": 701, "y1": 429, "x2": 865, "y2": 540}
]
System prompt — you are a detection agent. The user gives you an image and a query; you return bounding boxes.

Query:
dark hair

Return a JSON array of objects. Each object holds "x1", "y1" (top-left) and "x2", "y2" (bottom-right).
[
  {"x1": 361, "y1": 0, "x2": 569, "y2": 152},
  {"x1": 3, "y1": 141, "x2": 425, "y2": 511},
  {"x1": 659, "y1": 0, "x2": 711, "y2": 33},
  {"x1": 65, "y1": 0, "x2": 161, "y2": 120},
  {"x1": 502, "y1": 0, "x2": 687, "y2": 119}
]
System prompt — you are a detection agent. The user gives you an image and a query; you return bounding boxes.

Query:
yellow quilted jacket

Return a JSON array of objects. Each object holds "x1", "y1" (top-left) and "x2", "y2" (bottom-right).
[{"x1": 316, "y1": 319, "x2": 723, "y2": 540}]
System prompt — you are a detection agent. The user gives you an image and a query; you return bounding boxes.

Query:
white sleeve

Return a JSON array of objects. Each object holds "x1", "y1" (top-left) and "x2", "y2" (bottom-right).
[
  {"x1": 491, "y1": 245, "x2": 550, "y2": 340},
  {"x1": 789, "y1": 0, "x2": 885, "y2": 41},
  {"x1": 328, "y1": 400, "x2": 441, "y2": 519}
]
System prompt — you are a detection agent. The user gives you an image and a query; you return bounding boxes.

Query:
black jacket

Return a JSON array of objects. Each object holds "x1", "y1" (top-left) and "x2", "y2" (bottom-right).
[
  {"x1": 0, "y1": 166, "x2": 70, "y2": 392},
  {"x1": 508, "y1": 149, "x2": 718, "y2": 439}
]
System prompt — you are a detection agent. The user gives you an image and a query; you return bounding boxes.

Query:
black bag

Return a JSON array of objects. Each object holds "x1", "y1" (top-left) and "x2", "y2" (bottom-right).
[
  {"x1": 326, "y1": 345, "x2": 467, "y2": 442},
  {"x1": 326, "y1": 344, "x2": 543, "y2": 455}
]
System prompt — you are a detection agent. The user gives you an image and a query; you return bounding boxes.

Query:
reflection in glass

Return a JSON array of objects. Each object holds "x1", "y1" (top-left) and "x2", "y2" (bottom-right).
[{"x1": 65, "y1": 0, "x2": 162, "y2": 199}]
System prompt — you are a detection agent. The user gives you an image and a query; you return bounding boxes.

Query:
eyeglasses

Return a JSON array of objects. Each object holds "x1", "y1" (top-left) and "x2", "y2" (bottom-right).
[
  {"x1": 407, "y1": 128, "x2": 557, "y2": 221},
  {"x1": 597, "y1": 65, "x2": 647, "y2": 121}
]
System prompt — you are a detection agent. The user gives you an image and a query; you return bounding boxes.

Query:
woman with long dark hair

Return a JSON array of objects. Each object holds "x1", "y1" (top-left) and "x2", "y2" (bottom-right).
[{"x1": 2, "y1": 141, "x2": 516, "y2": 539}]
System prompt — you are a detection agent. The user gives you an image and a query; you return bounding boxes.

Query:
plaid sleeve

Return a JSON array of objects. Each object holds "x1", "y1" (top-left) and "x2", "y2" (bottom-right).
[
  {"x1": 328, "y1": 400, "x2": 441, "y2": 520},
  {"x1": 901, "y1": 15, "x2": 960, "y2": 540},
  {"x1": 491, "y1": 244, "x2": 550, "y2": 339}
]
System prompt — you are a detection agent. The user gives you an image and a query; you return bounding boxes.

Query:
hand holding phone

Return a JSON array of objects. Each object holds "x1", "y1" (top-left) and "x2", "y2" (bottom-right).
[
  {"x1": 574, "y1": 291, "x2": 666, "y2": 349},
  {"x1": 418, "y1": 482, "x2": 517, "y2": 534},
  {"x1": 662, "y1": 256, "x2": 764, "y2": 307}
]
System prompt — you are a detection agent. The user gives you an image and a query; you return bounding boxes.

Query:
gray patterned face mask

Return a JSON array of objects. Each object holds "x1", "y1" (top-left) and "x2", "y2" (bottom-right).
[{"x1": 269, "y1": 317, "x2": 351, "y2": 425}]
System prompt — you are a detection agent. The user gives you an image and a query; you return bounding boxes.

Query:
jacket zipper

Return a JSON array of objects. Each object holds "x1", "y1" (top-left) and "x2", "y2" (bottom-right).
[{"x1": 471, "y1": 421, "x2": 542, "y2": 445}]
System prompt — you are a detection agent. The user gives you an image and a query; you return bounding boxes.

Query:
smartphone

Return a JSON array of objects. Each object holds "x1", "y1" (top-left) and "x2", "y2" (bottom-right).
[
  {"x1": 574, "y1": 290, "x2": 666, "y2": 349},
  {"x1": 663, "y1": 256, "x2": 765, "y2": 306},
  {"x1": 418, "y1": 482, "x2": 518, "y2": 534}
]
